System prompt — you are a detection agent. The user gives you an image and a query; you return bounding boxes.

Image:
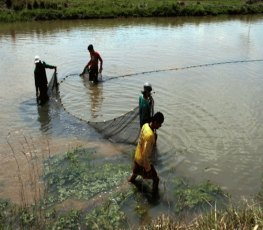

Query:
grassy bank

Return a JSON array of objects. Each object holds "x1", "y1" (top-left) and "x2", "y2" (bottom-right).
[
  {"x1": 0, "y1": 0, "x2": 263, "y2": 22},
  {"x1": 1, "y1": 197, "x2": 263, "y2": 229}
]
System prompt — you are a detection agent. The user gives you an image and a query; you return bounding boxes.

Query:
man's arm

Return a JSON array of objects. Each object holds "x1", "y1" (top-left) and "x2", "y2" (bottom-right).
[
  {"x1": 98, "y1": 54, "x2": 103, "y2": 73},
  {"x1": 43, "y1": 61, "x2": 57, "y2": 74},
  {"x1": 80, "y1": 62, "x2": 90, "y2": 76},
  {"x1": 34, "y1": 74, "x2": 39, "y2": 97},
  {"x1": 149, "y1": 95, "x2": 154, "y2": 116}
]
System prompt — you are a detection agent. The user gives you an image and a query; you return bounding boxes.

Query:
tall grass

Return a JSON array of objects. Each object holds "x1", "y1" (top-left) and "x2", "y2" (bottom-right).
[
  {"x1": 139, "y1": 200, "x2": 263, "y2": 229},
  {"x1": 6, "y1": 134, "x2": 51, "y2": 228}
]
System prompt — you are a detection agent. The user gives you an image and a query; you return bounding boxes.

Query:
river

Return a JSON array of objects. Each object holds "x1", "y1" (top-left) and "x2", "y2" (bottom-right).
[{"x1": 0, "y1": 15, "x2": 263, "y2": 213}]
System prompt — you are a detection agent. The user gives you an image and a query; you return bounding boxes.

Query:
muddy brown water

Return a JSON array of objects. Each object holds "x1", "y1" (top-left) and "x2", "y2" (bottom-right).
[{"x1": 0, "y1": 15, "x2": 263, "y2": 223}]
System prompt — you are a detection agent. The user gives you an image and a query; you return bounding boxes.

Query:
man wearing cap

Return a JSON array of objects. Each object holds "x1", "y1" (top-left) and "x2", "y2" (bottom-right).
[
  {"x1": 139, "y1": 82, "x2": 154, "y2": 128},
  {"x1": 80, "y1": 44, "x2": 103, "y2": 83},
  {"x1": 34, "y1": 55, "x2": 56, "y2": 105}
]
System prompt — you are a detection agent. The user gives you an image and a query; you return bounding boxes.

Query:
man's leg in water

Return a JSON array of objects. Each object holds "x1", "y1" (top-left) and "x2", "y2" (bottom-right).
[{"x1": 128, "y1": 161, "x2": 142, "y2": 183}]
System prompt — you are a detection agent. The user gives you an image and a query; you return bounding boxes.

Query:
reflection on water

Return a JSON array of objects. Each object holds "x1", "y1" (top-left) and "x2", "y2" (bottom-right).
[
  {"x1": 1, "y1": 15, "x2": 263, "y2": 37},
  {"x1": 37, "y1": 102, "x2": 51, "y2": 132},
  {"x1": 82, "y1": 76, "x2": 104, "y2": 119}
]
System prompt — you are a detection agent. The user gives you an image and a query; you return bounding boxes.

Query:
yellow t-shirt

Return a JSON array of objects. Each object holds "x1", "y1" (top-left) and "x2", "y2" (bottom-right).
[{"x1": 134, "y1": 123, "x2": 155, "y2": 172}]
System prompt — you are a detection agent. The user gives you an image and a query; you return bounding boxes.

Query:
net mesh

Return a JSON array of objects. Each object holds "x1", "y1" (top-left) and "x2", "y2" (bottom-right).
[
  {"x1": 47, "y1": 70, "x2": 58, "y2": 97},
  {"x1": 88, "y1": 107, "x2": 140, "y2": 145},
  {"x1": 53, "y1": 73, "x2": 141, "y2": 145}
]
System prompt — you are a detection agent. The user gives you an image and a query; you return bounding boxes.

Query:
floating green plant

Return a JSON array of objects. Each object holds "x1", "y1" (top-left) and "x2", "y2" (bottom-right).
[
  {"x1": 52, "y1": 210, "x2": 81, "y2": 230},
  {"x1": 0, "y1": 199, "x2": 12, "y2": 228},
  {"x1": 43, "y1": 148, "x2": 130, "y2": 206},
  {"x1": 172, "y1": 178, "x2": 226, "y2": 213},
  {"x1": 84, "y1": 191, "x2": 132, "y2": 230}
]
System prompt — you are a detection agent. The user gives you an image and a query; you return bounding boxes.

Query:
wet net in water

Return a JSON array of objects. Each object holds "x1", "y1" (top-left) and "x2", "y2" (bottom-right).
[
  {"x1": 88, "y1": 106, "x2": 140, "y2": 145},
  {"x1": 57, "y1": 73, "x2": 141, "y2": 145},
  {"x1": 47, "y1": 70, "x2": 59, "y2": 97}
]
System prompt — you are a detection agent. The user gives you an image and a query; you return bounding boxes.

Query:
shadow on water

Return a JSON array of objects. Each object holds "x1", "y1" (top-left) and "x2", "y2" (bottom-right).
[
  {"x1": 37, "y1": 101, "x2": 51, "y2": 133},
  {"x1": 19, "y1": 97, "x2": 57, "y2": 135}
]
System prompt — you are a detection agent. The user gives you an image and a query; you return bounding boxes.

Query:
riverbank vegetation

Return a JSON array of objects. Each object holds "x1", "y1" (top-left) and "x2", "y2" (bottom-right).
[
  {"x1": 0, "y1": 0, "x2": 263, "y2": 22},
  {"x1": 1, "y1": 142, "x2": 263, "y2": 229},
  {"x1": 1, "y1": 196, "x2": 263, "y2": 229}
]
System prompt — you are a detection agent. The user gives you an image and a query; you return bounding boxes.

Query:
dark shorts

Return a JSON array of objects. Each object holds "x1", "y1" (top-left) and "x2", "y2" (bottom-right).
[
  {"x1": 132, "y1": 161, "x2": 158, "y2": 180},
  {"x1": 89, "y1": 68, "x2": 98, "y2": 82}
]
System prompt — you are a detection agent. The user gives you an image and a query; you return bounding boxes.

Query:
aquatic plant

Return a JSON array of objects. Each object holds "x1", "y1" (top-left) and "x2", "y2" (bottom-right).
[
  {"x1": 52, "y1": 210, "x2": 81, "y2": 230},
  {"x1": 0, "y1": 199, "x2": 12, "y2": 228},
  {"x1": 84, "y1": 192, "x2": 129, "y2": 230},
  {"x1": 43, "y1": 147, "x2": 130, "y2": 206},
  {"x1": 172, "y1": 178, "x2": 226, "y2": 213}
]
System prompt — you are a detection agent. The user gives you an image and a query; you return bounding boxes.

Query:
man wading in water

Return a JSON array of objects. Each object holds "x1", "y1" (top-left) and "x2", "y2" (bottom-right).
[
  {"x1": 34, "y1": 55, "x2": 56, "y2": 105},
  {"x1": 139, "y1": 82, "x2": 154, "y2": 128},
  {"x1": 128, "y1": 112, "x2": 164, "y2": 198},
  {"x1": 80, "y1": 44, "x2": 103, "y2": 83}
]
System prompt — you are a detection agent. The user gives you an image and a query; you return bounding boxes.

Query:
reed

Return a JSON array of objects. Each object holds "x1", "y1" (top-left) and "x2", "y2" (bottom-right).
[
  {"x1": 139, "y1": 200, "x2": 263, "y2": 229},
  {"x1": 6, "y1": 133, "x2": 50, "y2": 228}
]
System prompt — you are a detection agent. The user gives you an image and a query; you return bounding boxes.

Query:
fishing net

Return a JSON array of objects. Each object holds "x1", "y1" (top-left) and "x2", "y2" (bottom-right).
[
  {"x1": 56, "y1": 73, "x2": 141, "y2": 145},
  {"x1": 88, "y1": 106, "x2": 140, "y2": 144},
  {"x1": 47, "y1": 70, "x2": 58, "y2": 97},
  {"x1": 52, "y1": 59, "x2": 263, "y2": 146}
]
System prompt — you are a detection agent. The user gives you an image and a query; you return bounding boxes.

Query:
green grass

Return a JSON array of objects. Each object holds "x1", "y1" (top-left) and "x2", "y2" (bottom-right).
[{"x1": 1, "y1": 0, "x2": 263, "y2": 22}]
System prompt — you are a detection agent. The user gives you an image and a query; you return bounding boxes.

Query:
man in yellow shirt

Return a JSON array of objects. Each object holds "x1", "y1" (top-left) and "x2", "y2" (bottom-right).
[{"x1": 128, "y1": 112, "x2": 164, "y2": 197}]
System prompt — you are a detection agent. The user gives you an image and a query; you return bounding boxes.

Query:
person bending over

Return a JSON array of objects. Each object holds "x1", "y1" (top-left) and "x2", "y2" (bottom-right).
[{"x1": 80, "y1": 44, "x2": 103, "y2": 83}]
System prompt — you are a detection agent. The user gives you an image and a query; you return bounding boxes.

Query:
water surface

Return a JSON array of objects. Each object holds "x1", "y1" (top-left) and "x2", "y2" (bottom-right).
[{"x1": 0, "y1": 15, "x2": 263, "y2": 206}]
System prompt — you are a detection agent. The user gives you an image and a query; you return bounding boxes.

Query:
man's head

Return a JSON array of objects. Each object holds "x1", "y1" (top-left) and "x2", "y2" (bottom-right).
[
  {"x1": 142, "y1": 82, "x2": 152, "y2": 96},
  {"x1": 151, "y1": 112, "x2": 164, "y2": 129},
  {"x1": 34, "y1": 55, "x2": 40, "y2": 64},
  {"x1": 87, "y1": 44, "x2": 94, "y2": 52}
]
